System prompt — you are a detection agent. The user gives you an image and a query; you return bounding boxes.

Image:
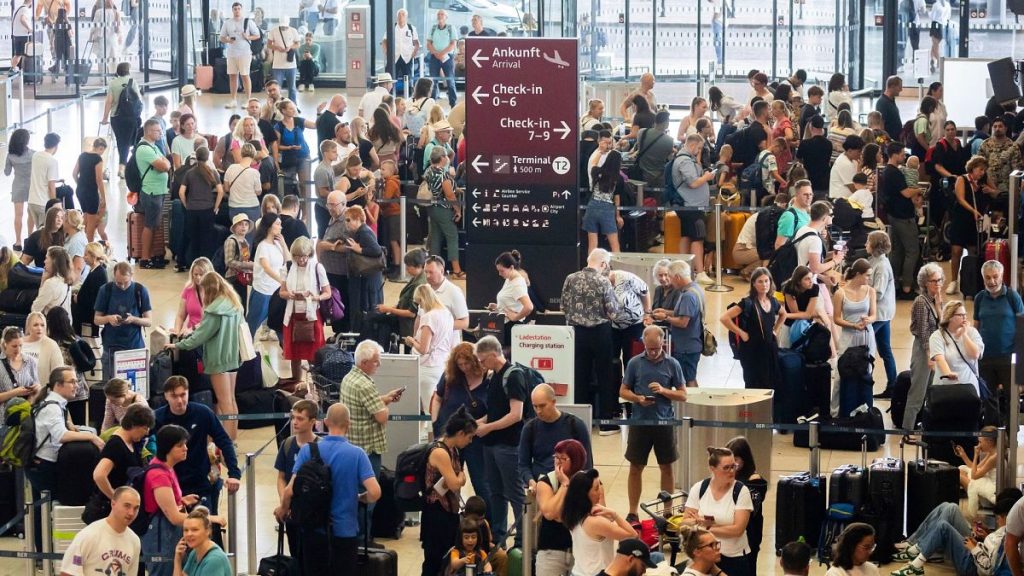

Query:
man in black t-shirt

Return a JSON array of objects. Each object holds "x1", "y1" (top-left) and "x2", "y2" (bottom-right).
[
  {"x1": 279, "y1": 194, "x2": 310, "y2": 248},
  {"x1": 474, "y1": 335, "x2": 526, "y2": 548},
  {"x1": 881, "y1": 142, "x2": 921, "y2": 298},
  {"x1": 798, "y1": 86, "x2": 823, "y2": 138},
  {"x1": 315, "y1": 94, "x2": 347, "y2": 158},
  {"x1": 796, "y1": 115, "x2": 832, "y2": 197}
]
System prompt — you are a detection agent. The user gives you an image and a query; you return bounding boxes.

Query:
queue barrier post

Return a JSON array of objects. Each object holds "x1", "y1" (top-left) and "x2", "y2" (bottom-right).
[
  {"x1": 808, "y1": 422, "x2": 820, "y2": 477},
  {"x1": 522, "y1": 490, "x2": 536, "y2": 576},
  {"x1": 683, "y1": 416, "x2": 694, "y2": 491},
  {"x1": 246, "y1": 452, "x2": 258, "y2": 576},
  {"x1": 78, "y1": 94, "x2": 86, "y2": 146},
  {"x1": 46, "y1": 108, "x2": 53, "y2": 135},
  {"x1": 227, "y1": 483, "x2": 238, "y2": 575},
  {"x1": 41, "y1": 491, "x2": 53, "y2": 576},
  {"x1": 23, "y1": 476, "x2": 34, "y2": 576},
  {"x1": 705, "y1": 203, "x2": 732, "y2": 293},
  {"x1": 996, "y1": 426, "x2": 1008, "y2": 492},
  {"x1": 399, "y1": 195, "x2": 409, "y2": 281}
]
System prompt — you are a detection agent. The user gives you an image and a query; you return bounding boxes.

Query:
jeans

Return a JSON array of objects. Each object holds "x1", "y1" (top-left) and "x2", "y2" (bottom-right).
[
  {"x1": 428, "y1": 205, "x2": 460, "y2": 264},
  {"x1": 247, "y1": 290, "x2": 274, "y2": 336},
  {"x1": 141, "y1": 512, "x2": 180, "y2": 576},
  {"x1": 110, "y1": 114, "x2": 140, "y2": 165},
  {"x1": 428, "y1": 54, "x2": 457, "y2": 107},
  {"x1": 483, "y1": 442, "x2": 524, "y2": 547},
  {"x1": 298, "y1": 59, "x2": 319, "y2": 85},
  {"x1": 890, "y1": 216, "x2": 920, "y2": 291},
  {"x1": 536, "y1": 549, "x2": 574, "y2": 576},
  {"x1": 573, "y1": 323, "x2": 615, "y2": 419},
  {"x1": 347, "y1": 273, "x2": 383, "y2": 334},
  {"x1": 184, "y1": 209, "x2": 216, "y2": 265},
  {"x1": 909, "y1": 503, "x2": 975, "y2": 574},
  {"x1": 712, "y1": 18, "x2": 724, "y2": 64},
  {"x1": 461, "y1": 436, "x2": 493, "y2": 526},
  {"x1": 839, "y1": 374, "x2": 873, "y2": 417},
  {"x1": 273, "y1": 67, "x2": 298, "y2": 102},
  {"x1": 304, "y1": 11, "x2": 320, "y2": 34},
  {"x1": 358, "y1": 453, "x2": 382, "y2": 540},
  {"x1": 872, "y1": 320, "x2": 897, "y2": 391},
  {"x1": 905, "y1": 338, "x2": 934, "y2": 430},
  {"x1": 612, "y1": 323, "x2": 644, "y2": 371},
  {"x1": 395, "y1": 57, "x2": 413, "y2": 85}
]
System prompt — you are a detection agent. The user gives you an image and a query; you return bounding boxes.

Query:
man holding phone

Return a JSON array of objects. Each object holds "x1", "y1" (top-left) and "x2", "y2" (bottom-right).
[
  {"x1": 618, "y1": 325, "x2": 687, "y2": 523},
  {"x1": 93, "y1": 262, "x2": 153, "y2": 382},
  {"x1": 218, "y1": 2, "x2": 261, "y2": 110}
]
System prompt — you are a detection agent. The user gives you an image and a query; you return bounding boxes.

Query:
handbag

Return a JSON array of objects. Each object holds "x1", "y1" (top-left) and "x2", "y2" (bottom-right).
[
  {"x1": 69, "y1": 339, "x2": 96, "y2": 372},
  {"x1": 316, "y1": 270, "x2": 345, "y2": 322},
  {"x1": 945, "y1": 328, "x2": 998, "y2": 424},
  {"x1": 348, "y1": 250, "x2": 387, "y2": 277},
  {"x1": 696, "y1": 287, "x2": 717, "y2": 357},
  {"x1": 280, "y1": 27, "x2": 295, "y2": 62},
  {"x1": 417, "y1": 179, "x2": 432, "y2": 202},
  {"x1": 291, "y1": 318, "x2": 316, "y2": 343},
  {"x1": 626, "y1": 129, "x2": 663, "y2": 181},
  {"x1": 257, "y1": 522, "x2": 298, "y2": 576},
  {"x1": 238, "y1": 319, "x2": 257, "y2": 362}
]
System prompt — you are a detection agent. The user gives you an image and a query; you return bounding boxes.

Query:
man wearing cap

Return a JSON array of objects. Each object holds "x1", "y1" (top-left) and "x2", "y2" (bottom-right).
[
  {"x1": 598, "y1": 539, "x2": 658, "y2": 576},
  {"x1": 422, "y1": 120, "x2": 454, "y2": 172},
  {"x1": 426, "y1": 9, "x2": 458, "y2": 107},
  {"x1": 268, "y1": 20, "x2": 301, "y2": 102},
  {"x1": 218, "y1": 2, "x2": 261, "y2": 110},
  {"x1": 358, "y1": 73, "x2": 394, "y2": 124}
]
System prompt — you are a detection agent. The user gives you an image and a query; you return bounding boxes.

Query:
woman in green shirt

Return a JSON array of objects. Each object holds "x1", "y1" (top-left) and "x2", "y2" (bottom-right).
[{"x1": 173, "y1": 508, "x2": 232, "y2": 576}]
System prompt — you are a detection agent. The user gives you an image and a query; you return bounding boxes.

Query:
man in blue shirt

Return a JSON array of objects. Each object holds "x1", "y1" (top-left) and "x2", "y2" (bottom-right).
[
  {"x1": 93, "y1": 262, "x2": 153, "y2": 381},
  {"x1": 284, "y1": 402, "x2": 381, "y2": 574},
  {"x1": 974, "y1": 260, "x2": 1023, "y2": 410},
  {"x1": 661, "y1": 259, "x2": 704, "y2": 388},
  {"x1": 619, "y1": 325, "x2": 686, "y2": 522}
]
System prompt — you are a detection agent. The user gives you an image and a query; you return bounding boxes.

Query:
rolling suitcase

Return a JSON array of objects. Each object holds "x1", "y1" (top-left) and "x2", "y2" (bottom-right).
[
  {"x1": 196, "y1": 63, "x2": 215, "y2": 91},
  {"x1": 804, "y1": 361, "x2": 832, "y2": 418},
  {"x1": 793, "y1": 407, "x2": 883, "y2": 451},
  {"x1": 866, "y1": 457, "x2": 904, "y2": 564},
  {"x1": 720, "y1": 212, "x2": 750, "y2": 270},
  {"x1": 371, "y1": 467, "x2": 406, "y2": 540},
  {"x1": 127, "y1": 210, "x2": 165, "y2": 262},
  {"x1": 55, "y1": 441, "x2": 100, "y2": 505},
  {"x1": 0, "y1": 465, "x2": 18, "y2": 536},
  {"x1": 776, "y1": 348, "x2": 807, "y2": 425},
  {"x1": 169, "y1": 198, "x2": 187, "y2": 262},
  {"x1": 906, "y1": 452, "x2": 959, "y2": 534},
  {"x1": 889, "y1": 370, "x2": 913, "y2": 429},
  {"x1": 959, "y1": 237, "x2": 983, "y2": 299},
  {"x1": 663, "y1": 211, "x2": 682, "y2": 254},
  {"x1": 775, "y1": 471, "x2": 826, "y2": 551},
  {"x1": 983, "y1": 238, "x2": 1011, "y2": 285},
  {"x1": 829, "y1": 439, "x2": 869, "y2": 510},
  {"x1": 922, "y1": 382, "x2": 980, "y2": 465},
  {"x1": 257, "y1": 522, "x2": 297, "y2": 576},
  {"x1": 356, "y1": 503, "x2": 398, "y2": 576}
]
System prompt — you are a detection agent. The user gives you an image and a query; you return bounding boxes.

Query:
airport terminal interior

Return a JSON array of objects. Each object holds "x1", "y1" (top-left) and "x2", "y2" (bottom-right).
[{"x1": 1, "y1": 0, "x2": 1024, "y2": 574}]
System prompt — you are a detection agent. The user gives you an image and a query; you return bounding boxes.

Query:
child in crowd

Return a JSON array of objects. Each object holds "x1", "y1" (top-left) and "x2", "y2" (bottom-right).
[
  {"x1": 224, "y1": 213, "x2": 254, "y2": 313},
  {"x1": 771, "y1": 135, "x2": 792, "y2": 177},
  {"x1": 167, "y1": 110, "x2": 182, "y2": 151},
  {"x1": 449, "y1": 517, "x2": 493, "y2": 576},
  {"x1": 849, "y1": 172, "x2": 876, "y2": 220},
  {"x1": 901, "y1": 155, "x2": 925, "y2": 222},
  {"x1": 463, "y1": 496, "x2": 507, "y2": 576},
  {"x1": 716, "y1": 144, "x2": 737, "y2": 199},
  {"x1": 955, "y1": 426, "x2": 1000, "y2": 521},
  {"x1": 100, "y1": 377, "x2": 149, "y2": 431}
]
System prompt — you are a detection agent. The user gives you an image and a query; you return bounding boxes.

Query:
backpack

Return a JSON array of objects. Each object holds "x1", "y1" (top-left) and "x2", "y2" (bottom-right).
[
  {"x1": 767, "y1": 230, "x2": 819, "y2": 289},
  {"x1": 127, "y1": 461, "x2": 168, "y2": 536},
  {"x1": 114, "y1": 78, "x2": 143, "y2": 118},
  {"x1": 394, "y1": 440, "x2": 443, "y2": 512},
  {"x1": 739, "y1": 150, "x2": 770, "y2": 194},
  {"x1": 170, "y1": 155, "x2": 197, "y2": 198},
  {"x1": 290, "y1": 442, "x2": 333, "y2": 526},
  {"x1": 0, "y1": 399, "x2": 59, "y2": 468},
  {"x1": 244, "y1": 18, "x2": 265, "y2": 59},
  {"x1": 124, "y1": 141, "x2": 156, "y2": 194},
  {"x1": 211, "y1": 237, "x2": 235, "y2": 276},
  {"x1": 403, "y1": 97, "x2": 431, "y2": 135},
  {"x1": 831, "y1": 197, "x2": 863, "y2": 231},
  {"x1": 502, "y1": 362, "x2": 544, "y2": 420},
  {"x1": 725, "y1": 299, "x2": 756, "y2": 356},
  {"x1": 902, "y1": 114, "x2": 928, "y2": 158},
  {"x1": 923, "y1": 138, "x2": 948, "y2": 177},
  {"x1": 818, "y1": 502, "x2": 856, "y2": 565},
  {"x1": 661, "y1": 151, "x2": 688, "y2": 207},
  {"x1": 755, "y1": 206, "x2": 794, "y2": 260}
]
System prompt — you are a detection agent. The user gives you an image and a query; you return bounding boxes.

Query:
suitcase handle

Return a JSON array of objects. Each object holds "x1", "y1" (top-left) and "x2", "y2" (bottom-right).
[{"x1": 277, "y1": 521, "x2": 286, "y2": 558}]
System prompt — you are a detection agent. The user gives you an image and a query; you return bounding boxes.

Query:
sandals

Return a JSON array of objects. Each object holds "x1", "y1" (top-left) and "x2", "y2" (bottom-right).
[{"x1": 451, "y1": 271, "x2": 467, "y2": 280}]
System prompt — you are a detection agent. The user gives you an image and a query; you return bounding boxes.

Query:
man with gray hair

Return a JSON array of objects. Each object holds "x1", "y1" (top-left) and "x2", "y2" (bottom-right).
[
  {"x1": 655, "y1": 259, "x2": 704, "y2": 387},
  {"x1": 974, "y1": 259, "x2": 1023, "y2": 411},
  {"x1": 337, "y1": 340, "x2": 403, "y2": 537},
  {"x1": 475, "y1": 335, "x2": 527, "y2": 546},
  {"x1": 392, "y1": 9, "x2": 419, "y2": 82},
  {"x1": 518, "y1": 383, "x2": 592, "y2": 487},
  {"x1": 560, "y1": 248, "x2": 621, "y2": 435},
  {"x1": 673, "y1": 134, "x2": 715, "y2": 285},
  {"x1": 620, "y1": 325, "x2": 686, "y2": 522},
  {"x1": 316, "y1": 189, "x2": 351, "y2": 332}
]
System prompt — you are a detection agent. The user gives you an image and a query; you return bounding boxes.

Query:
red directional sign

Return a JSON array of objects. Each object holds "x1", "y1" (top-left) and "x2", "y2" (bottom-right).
[{"x1": 465, "y1": 37, "x2": 579, "y2": 245}]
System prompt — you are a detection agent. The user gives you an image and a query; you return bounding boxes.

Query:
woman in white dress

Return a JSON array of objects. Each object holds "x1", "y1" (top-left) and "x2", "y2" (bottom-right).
[{"x1": 91, "y1": 0, "x2": 122, "y2": 75}]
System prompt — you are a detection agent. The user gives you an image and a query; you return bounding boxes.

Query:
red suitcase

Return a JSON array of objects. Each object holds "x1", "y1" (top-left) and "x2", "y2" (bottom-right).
[{"x1": 983, "y1": 238, "x2": 1010, "y2": 284}]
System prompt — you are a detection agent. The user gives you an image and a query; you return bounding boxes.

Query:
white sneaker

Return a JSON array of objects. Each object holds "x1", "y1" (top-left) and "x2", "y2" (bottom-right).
[
  {"x1": 695, "y1": 271, "x2": 714, "y2": 285},
  {"x1": 944, "y1": 281, "x2": 959, "y2": 295},
  {"x1": 224, "y1": 100, "x2": 237, "y2": 109},
  {"x1": 307, "y1": 83, "x2": 314, "y2": 92}
]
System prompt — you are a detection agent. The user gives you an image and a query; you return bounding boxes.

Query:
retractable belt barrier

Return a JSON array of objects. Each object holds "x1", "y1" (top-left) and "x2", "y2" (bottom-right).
[{"x1": 593, "y1": 417, "x2": 1001, "y2": 439}]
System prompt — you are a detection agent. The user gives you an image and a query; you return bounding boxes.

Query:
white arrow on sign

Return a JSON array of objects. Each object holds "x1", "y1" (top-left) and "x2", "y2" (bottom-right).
[
  {"x1": 472, "y1": 49, "x2": 490, "y2": 68},
  {"x1": 471, "y1": 155, "x2": 490, "y2": 174},
  {"x1": 471, "y1": 188, "x2": 481, "y2": 198},
  {"x1": 472, "y1": 204, "x2": 481, "y2": 213},
  {"x1": 561, "y1": 190, "x2": 571, "y2": 199},
  {"x1": 553, "y1": 121, "x2": 571, "y2": 140},
  {"x1": 473, "y1": 218, "x2": 481, "y2": 227},
  {"x1": 471, "y1": 85, "x2": 490, "y2": 105}
]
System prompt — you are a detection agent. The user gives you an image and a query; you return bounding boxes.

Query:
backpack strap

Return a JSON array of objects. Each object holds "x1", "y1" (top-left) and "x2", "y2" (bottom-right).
[
  {"x1": 309, "y1": 440, "x2": 321, "y2": 463},
  {"x1": 698, "y1": 477, "x2": 710, "y2": 499},
  {"x1": 501, "y1": 363, "x2": 523, "y2": 397},
  {"x1": 784, "y1": 207, "x2": 798, "y2": 240},
  {"x1": 731, "y1": 480, "x2": 742, "y2": 503}
]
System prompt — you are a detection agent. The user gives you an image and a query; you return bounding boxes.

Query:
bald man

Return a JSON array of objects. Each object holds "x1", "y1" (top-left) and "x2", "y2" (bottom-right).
[
  {"x1": 283, "y1": 402, "x2": 381, "y2": 574},
  {"x1": 619, "y1": 72, "x2": 657, "y2": 121},
  {"x1": 316, "y1": 94, "x2": 348, "y2": 156},
  {"x1": 518, "y1": 383, "x2": 592, "y2": 486},
  {"x1": 60, "y1": 487, "x2": 141, "y2": 576},
  {"x1": 619, "y1": 325, "x2": 686, "y2": 522},
  {"x1": 317, "y1": 189, "x2": 352, "y2": 331}
]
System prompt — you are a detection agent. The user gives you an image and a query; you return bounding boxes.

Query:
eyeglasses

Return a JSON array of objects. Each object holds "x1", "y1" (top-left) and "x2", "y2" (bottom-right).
[
  {"x1": 858, "y1": 543, "x2": 877, "y2": 552},
  {"x1": 952, "y1": 312, "x2": 967, "y2": 318},
  {"x1": 927, "y1": 278, "x2": 943, "y2": 284},
  {"x1": 719, "y1": 464, "x2": 738, "y2": 471},
  {"x1": 697, "y1": 541, "x2": 722, "y2": 551}
]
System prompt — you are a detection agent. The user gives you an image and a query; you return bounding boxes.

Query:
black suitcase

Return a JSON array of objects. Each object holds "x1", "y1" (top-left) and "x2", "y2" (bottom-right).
[
  {"x1": 170, "y1": 199, "x2": 187, "y2": 261},
  {"x1": 829, "y1": 465, "x2": 869, "y2": 510},
  {"x1": 371, "y1": 467, "x2": 406, "y2": 540},
  {"x1": 0, "y1": 312, "x2": 28, "y2": 330},
  {"x1": 55, "y1": 440, "x2": 100, "y2": 505},
  {"x1": 959, "y1": 252, "x2": 982, "y2": 300},
  {"x1": 793, "y1": 408, "x2": 883, "y2": 451},
  {"x1": 804, "y1": 361, "x2": 832, "y2": 418},
  {"x1": 357, "y1": 503, "x2": 398, "y2": 576},
  {"x1": 212, "y1": 58, "x2": 230, "y2": 94},
  {"x1": 922, "y1": 383, "x2": 980, "y2": 464},
  {"x1": 775, "y1": 472, "x2": 826, "y2": 552},
  {"x1": 776, "y1": 348, "x2": 807, "y2": 425},
  {"x1": 867, "y1": 457, "x2": 904, "y2": 564},
  {"x1": 889, "y1": 370, "x2": 913, "y2": 428},
  {"x1": 257, "y1": 522, "x2": 298, "y2": 576},
  {"x1": 906, "y1": 458, "x2": 959, "y2": 534},
  {"x1": 0, "y1": 465, "x2": 17, "y2": 536},
  {"x1": 87, "y1": 383, "x2": 106, "y2": 431},
  {"x1": 0, "y1": 288, "x2": 37, "y2": 313}
]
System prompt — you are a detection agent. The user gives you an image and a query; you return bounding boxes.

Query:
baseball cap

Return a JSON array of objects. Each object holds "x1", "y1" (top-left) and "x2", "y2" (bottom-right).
[{"x1": 616, "y1": 539, "x2": 657, "y2": 568}]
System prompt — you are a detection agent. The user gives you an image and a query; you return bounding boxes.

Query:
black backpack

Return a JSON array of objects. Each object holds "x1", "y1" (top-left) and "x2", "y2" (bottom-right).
[
  {"x1": 244, "y1": 18, "x2": 265, "y2": 59},
  {"x1": 114, "y1": 78, "x2": 143, "y2": 118},
  {"x1": 127, "y1": 461, "x2": 166, "y2": 536},
  {"x1": 767, "y1": 230, "x2": 819, "y2": 289},
  {"x1": 291, "y1": 442, "x2": 333, "y2": 526},
  {"x1": 502, "y1": 362, "x2": 544, "y2": 420},
  {"x1": 698, "y1": 478, "x2": 765, "y2": 552},
  {"x1": 124, "y1": 141, "x2": 156, "y2": 194},
  {"x1": 755, "y1": 206, "x2": 794, "y2": 260},
  {"x1": 394, "y1": 441, "x2": 442, "y2": 512}
]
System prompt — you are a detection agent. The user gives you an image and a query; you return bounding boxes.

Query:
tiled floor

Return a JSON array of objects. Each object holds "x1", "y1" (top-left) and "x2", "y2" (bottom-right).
[{"x1": 0, "y1": 87, "x2": 1012, "y2": 576}]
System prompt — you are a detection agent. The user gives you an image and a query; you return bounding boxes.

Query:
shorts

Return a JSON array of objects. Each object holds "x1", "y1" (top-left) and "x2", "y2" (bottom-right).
[
  {"x1": 138, "y1": 191, "x2": 166, "y2": 229},
  {"x1": 929, "y1": 21, "x2": 944, "y2": 40},
  {"x1": 226, "y1": 54, "x2": 253, "y2": 76},
  {"x1": 676, "y1": 209, "x2": 707, "y2": 241},
  {"x1": 384, "y1": 214, "x2": 401, "y2": 244},
  {"x1": 582, "y1": 200, "x2": 617, "y2": 235},
  {"x1": 674, "y1": 352, "x2": 700, "y2": 384},
  {"x1": 625, "y1": 425, "x2": 678, "y2": 465},
  {"x1": 27, "y1": 203, "x2": 45, "y2": 227},
  {"x1": 12, "y1": 36, "x2": 28, "y2": 57}
]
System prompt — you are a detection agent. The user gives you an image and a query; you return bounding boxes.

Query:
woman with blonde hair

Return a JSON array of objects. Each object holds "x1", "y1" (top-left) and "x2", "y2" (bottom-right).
[
  {"x1": 930, "y1": 299, "x2": 984, "y2": 395},
  {"x1": 73, "y1": 243, "x2": 110, "y2": 333},
  {"x1": 230, "y1": 116, "x2": 268, "y2": 164},
  {"x1": 166, "y1": 272, "x2": 244, "y2": 439},
  {"x1": 280, "y1": 237, "x2": 330, "y2": 382},
  {"x1": 173, "y1": 507, "x2": 231, "y2": 576},
  {"x1": 32, "y1": 246, "x2": 74, "y2": 316},
  {"x1": 173, "y1": 258, "x2": 214, "y2": 336},
  {"x1": 61, "y1": 209, "x2": 88, "y2": 282},
  {"x1": 580, "y1": 98, "x2": 604, "y2": 131},
  {"x1": 406, "y1": 283, "x2": 455, "y2": 414},
  {"x1": 954, "y1": 425, "x2": 1000, "y2": 520},
  {"x1": 350, "y1": 116, "x2": 380, "y2": 170},
  {"x1": 21, "y1": 312, "x2": 62, "y2": 388},
  {"x1": 418, "y1": 104, "x2": 447, "y2": 149}
]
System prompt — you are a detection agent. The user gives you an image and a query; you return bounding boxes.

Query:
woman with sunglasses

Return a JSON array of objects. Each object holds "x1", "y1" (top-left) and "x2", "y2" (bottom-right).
[
  {"x1": 678, "y1": 527, "x2": 724, "y2": 576},
  {"x1": 684, "y1": 447, "x2": 754, "y2": 576},
  {"x1": 826, "y1": 523, "x2": 879, "y2": 576},
  {"x1": 929, "y1": 300, "x2": 984, "y2": 396}
]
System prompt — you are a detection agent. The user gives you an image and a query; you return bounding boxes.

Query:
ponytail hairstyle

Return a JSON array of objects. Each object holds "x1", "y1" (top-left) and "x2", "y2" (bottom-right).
[
  {"x1": 707, "y1": 446, "x2": 733, "y2": 467},
  {"x1": 185, "y1": 506, "x2": 213, "y2": 534},
  {"x1": 680, "y1": 525, "x2": 714, "y2": 558},
  {"x1": 0, "y1": 245, "x2": 13, "y2": 282},
  {"x1": 843, "y1": 258, "x2": 871, "y2": 282}
]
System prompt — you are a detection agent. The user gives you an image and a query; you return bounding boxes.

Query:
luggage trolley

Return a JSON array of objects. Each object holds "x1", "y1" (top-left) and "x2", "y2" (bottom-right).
[{"x1": 639, "y1": 490, "x2": 691, "y2": 566}]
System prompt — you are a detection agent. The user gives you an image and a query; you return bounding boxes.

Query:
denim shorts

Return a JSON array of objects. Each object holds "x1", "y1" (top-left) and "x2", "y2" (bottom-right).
[
  {"x1": 674, "y1": 352, "x2": 700, "y2": 383},
  {"x1": 138, "y1": 191, "x2": 166, "y2": 229},
  {"x1": 582, "y1": 200, "x2": 617, "y2": 235}
]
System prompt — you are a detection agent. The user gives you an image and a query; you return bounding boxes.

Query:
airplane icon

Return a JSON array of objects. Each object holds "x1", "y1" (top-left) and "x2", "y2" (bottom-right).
[{"x1": 543, "y1": 50, "x2": 570, "y2": 68}]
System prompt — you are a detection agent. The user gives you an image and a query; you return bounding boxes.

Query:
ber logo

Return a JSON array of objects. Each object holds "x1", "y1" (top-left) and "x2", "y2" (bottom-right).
[{"x1": 531, "y1": 358, "x2": 553, "y2": 371}]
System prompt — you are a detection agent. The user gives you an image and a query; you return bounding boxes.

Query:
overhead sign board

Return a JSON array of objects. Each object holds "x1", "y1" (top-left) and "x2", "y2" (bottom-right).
[{"x1": 465, "y1": 38, "x2": 579, "y2": 245}]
